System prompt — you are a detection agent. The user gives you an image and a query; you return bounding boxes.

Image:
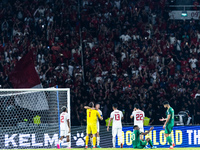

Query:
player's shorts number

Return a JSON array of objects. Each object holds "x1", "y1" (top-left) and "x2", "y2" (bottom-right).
[
  {"x1": 61, "y1": 116, "x2": 64, "y2": 123},
  {"x1": 115, "y1": 114, "x2": 120, "y2": 121},
  {"x1": 136, "y1": 114, "x2": 143, "y2": 121},
  {"x1": 132, "y1": 134, "x2": 135, "y2": 141}
]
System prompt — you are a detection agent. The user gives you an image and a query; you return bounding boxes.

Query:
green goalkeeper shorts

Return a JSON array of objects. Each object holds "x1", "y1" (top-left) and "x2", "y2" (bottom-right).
[{"x1": 165, "y1": 124, "x2": 174, "y2": 134}]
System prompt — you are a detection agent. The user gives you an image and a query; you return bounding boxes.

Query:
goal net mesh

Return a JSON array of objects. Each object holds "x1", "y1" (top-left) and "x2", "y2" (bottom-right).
[{"x1": 0, "y1": 89, "x2": 70, "y2": 149}]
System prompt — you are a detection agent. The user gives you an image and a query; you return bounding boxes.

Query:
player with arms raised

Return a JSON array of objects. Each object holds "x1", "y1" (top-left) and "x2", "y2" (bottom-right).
[
  {"x1": 57, "y1": 106, "x2": 71, "y2": 149},
  {"x1": 130, "y1": 104, "x2": 144, "y2": 139},
  {"x1": 159, "y1": 101, "x2": 175, "y2": 149},
  {"x1": 85, "y1": 102, "x2": 103, "y2": 148},
  {"x1": 131, "y1": 125, "x2": 156, "y2": 149},
  {"x1": 107, "y1": 103, "x2": 123, "y2": 148}
]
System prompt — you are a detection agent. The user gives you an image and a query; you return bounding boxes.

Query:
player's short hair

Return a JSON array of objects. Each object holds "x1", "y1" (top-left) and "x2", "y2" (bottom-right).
[
  {"x1": 61, "y1": 106, "x2": 67, "y2": 112},
  {"x1": 95, "y1": 102, "x2": 100, "y2": 106},
  {"x1": 89, "y1": 102, "x2": 94, "y2": 107},
  {"x1": 112, "y1": 103, "x2": 118, "y2": 108},
  {"x1": 134, "y1": 103, "x2": 140, "y2": 109},
  {"x1": 163, "y1": 101, "x2": 169, "y2": 105},
  {"x1": 134, "y1": 125, "x2": 138, "y2": 129}
]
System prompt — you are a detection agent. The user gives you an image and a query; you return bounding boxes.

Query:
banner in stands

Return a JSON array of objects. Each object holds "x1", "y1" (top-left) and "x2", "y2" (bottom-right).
[
  {"x1": 2, "y1": 126, "x2": 200, "y2": 148},
  {"x1": 169, "y1": 11, "x2": 200, "y2": 20},
  {"x1": 116, "y1": 126, "x2": 200, "y2": 148}
]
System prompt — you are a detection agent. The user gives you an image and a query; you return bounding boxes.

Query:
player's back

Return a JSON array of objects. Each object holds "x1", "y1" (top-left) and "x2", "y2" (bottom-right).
[
  {"x1": 131, "y1": 130, "x2": 140, "y2": 148},
  {"x1": 87, "y1": 109, "x2": 100, "y2": 125},
  {"x1": 132, "y1": 110, "x2": 144, "y2": 126},
  {"x1": 110, "y1": 110, "x2": 123, "y2": 128},
  {"x1": 60, "y1": 112, "x2": 69, "y2": 130}
]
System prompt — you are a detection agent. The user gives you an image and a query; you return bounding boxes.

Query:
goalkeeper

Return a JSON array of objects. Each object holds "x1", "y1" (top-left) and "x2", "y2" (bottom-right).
[{"x1": 131, "y1": 125, "x2": 156, "y2": 149}]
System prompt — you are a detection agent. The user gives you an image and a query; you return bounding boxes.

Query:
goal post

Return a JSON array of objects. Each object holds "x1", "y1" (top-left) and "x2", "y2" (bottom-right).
[{"x1": 0, "y1": 88, "x2": 70, "y2": 149}]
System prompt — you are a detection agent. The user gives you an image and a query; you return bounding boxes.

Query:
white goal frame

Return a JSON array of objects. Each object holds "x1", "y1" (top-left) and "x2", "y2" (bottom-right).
[{"x1": 0, "y1": 88, "x2": 70, "y2": 148}]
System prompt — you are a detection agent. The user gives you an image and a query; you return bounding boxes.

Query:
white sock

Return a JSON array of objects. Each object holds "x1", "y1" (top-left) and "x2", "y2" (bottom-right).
[
  {"x1": 97, "y1": 137, "x2": 100, "y2": 146},
  {"x1": 90, "y1": 137, "x2": 93, "y2": 146},
  {"x1": 59, "y1": 140, "x2": 62, "y2": 145},
  {"x1": 67, "y1": 142, "x2": 71, "y2": 148},
  {"x1": 112, "y1": 137, "x2": 116, "y2": 148}
]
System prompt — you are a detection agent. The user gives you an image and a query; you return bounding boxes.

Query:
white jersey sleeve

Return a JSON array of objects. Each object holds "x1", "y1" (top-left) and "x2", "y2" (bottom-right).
[{"x1": 131, "y1": 111, "x2": 136, "y2": 117}]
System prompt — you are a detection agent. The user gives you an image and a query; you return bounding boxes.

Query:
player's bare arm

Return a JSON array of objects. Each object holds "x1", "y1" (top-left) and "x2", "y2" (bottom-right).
[
  {"x1": 159, "y1": 117, "x2": 167, "y2": 121},
  {"x1": 84, "y1": 106, "x2": 95, "y2": 110},
  {"x1": 107, "y1": 118, "x2": 113, "y2": 131},
  {"x1": 67, "y1": 119, "x2": 71, "y2": 133},
  {"x1": 141, "y1": 127, "x2": 154, "y2": 135},
  {"x1": 163, "y1": 114, "x2": 171, "y2": 129}
]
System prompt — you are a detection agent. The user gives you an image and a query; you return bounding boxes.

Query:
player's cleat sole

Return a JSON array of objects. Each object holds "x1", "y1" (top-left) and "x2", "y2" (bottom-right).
[
  {"x1": 93, "y1": 146, "x2": 96, "y2": 148},
  {"x1": 67, "y1": 147, "x2": 71, "y2": 149},
  {"x1": 120, "y1": 143, "x2": 123, "y2": 148},
  {"x1": 97, "y1": 145, "x2": 101, "y2": 148},
  {"x1": 151, "y1": 146, "x2": 157, "y2": 149},
  {"x1": 57, "y1": 144, "x2": 60, "y2": 149},
  {"x1": 145, "y1": 146, "x2": 149, "y2": 149},
  {"x1": 85, "y1": 146, "x2": 88, "y2": 149},
  {"x1": 91, "y1": 146, "x2": 93, "y2": 148},
  {"x1": 168, "y1": 147, "x2": 174, "y2": 149},
  {"x1": 172, "y1": 143, "x2": 175, "y2": 147}
]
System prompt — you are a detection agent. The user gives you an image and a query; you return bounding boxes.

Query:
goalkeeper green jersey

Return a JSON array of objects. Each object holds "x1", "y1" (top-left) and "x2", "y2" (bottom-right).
[
  {"x1": 131, "y1": 129, "x2": 140, "y2": 148},
  {"x1": 166, "y1": 107, "x2": 174, "y2": 126}
]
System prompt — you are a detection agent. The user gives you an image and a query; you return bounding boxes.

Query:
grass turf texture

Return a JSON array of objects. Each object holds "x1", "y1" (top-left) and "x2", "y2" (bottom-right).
[{"x1": 12, "y1": 148, "x2": 200, "y2": 150}]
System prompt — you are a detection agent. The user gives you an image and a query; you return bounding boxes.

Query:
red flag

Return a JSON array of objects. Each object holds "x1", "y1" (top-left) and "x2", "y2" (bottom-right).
[{"x1": 9, "y1": 50, "x2": 41, "y2": 88}]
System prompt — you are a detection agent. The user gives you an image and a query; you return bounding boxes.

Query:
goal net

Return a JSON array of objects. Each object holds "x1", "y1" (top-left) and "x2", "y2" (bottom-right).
[{"x1": 0, "y1": 88, "x2": 70, "y2": 149}]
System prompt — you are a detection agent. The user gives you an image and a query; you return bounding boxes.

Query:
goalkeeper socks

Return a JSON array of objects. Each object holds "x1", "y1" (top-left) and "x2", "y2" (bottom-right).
[
  {"x1": 93, "y1": 137, "x2": 96, "y2": 147},
  {"x1": 90, "y1": 137, "x2": 93, "y2": 146},
  {"x1": 167, "y1": 136, "x2": 172, "y2": 146},
  {"x1": 97, "y1": 137, "x2": 100, "y2": 146},
  {"x1": 148, "y1": 140, "x2": 153, "y2": 147},
  {"x1": 85, "y1": 136, "x2": 89, "y2": 146},
  {"x1": 112, "y1": 137, "x2": 116, "y2": 148}
]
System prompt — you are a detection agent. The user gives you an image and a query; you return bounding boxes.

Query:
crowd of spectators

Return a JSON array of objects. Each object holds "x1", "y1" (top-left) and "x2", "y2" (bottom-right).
[{"x1": 0, "y1": 0, "x2": 200, "y2": 126}]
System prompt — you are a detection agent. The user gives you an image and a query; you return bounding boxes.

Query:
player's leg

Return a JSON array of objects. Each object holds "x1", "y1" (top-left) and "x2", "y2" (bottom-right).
[
  {"x1": 85, "y1": 125, "x2": 91, "y2": 148},
  {"x1": 112, "y1": 128, "x2": 117, "y2": 148},
  {"x1": 139, "y1": 126, "x2": 144, "y2": 140},
  {"x1": 65, "y1": 127, "x2": 71, "y2": 148},
  {"x1": 97, "y1": 122, "x2": 101, "y2": 148},
  {"x1": 165, "y1": 125, "x2": 174, "y2": 149},
  {"x1": 66, "y1": 135, "x2": 71, "y2": 149},
  {"x1": 117, "y1": 128, "x2": 123, "y2": 148},
  {"x1": 57, "y1": 130, "x2": 64, "y2": 149},
  {"x1": 92, "y1": 124, "x2": 97, "y2": 148},
  {"x1": 146, "y1": 138, "x2": 156, "y2": 149},
  {"x1": 90, "y1": 134, "x2": 93, "y2": 148},
  {"x1": 137, "y1": 140, "x2": 147, "y2": 149}
]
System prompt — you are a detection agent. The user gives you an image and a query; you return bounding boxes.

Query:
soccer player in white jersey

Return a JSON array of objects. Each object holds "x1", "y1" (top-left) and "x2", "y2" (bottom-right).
[
  {"x1": 107, "y1": 103, "x2": 123, "y2": 148},
  {"x1": 57, "y1": 106, "x2": 71, "y2": 149},
  {"x1": 130, "y1": 103, "x2": 145, "y2": 140},
  {"x1": 84, "y1": 103, "x2": 103, "y2": 148}
]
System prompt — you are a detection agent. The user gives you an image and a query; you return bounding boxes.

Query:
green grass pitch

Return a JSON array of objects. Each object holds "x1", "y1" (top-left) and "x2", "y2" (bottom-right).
[{"x1": 12, "y1": 148, "x2": 200, "y2": 150}]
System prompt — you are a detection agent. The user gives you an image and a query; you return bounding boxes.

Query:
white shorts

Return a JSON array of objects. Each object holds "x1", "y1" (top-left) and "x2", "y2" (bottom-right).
[
  {"x1": 112, "y1": 128, "x2": 122, "y2": 137},
  {"x1": 60, "y1": 128, "x2": 70, "y2": 137},
  {"x1": 97, "y1": 122, "x2": 100, "y2": 132}
]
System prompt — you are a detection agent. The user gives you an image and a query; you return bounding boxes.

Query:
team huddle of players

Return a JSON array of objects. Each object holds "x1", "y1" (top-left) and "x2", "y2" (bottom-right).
[{"x1": 57, "y1": 101, "x2": 175, "y2": 149}]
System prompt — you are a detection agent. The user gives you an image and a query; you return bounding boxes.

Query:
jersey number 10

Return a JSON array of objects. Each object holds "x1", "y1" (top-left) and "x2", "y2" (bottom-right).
[{"x1": 136, "y1": 114, "x2": 143, "y2": 121}]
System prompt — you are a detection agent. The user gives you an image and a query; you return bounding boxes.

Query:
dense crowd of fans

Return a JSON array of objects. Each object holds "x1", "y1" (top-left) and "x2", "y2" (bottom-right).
[{"x1": 0, "y1": 0, "x2": 200, "y2": 126}]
